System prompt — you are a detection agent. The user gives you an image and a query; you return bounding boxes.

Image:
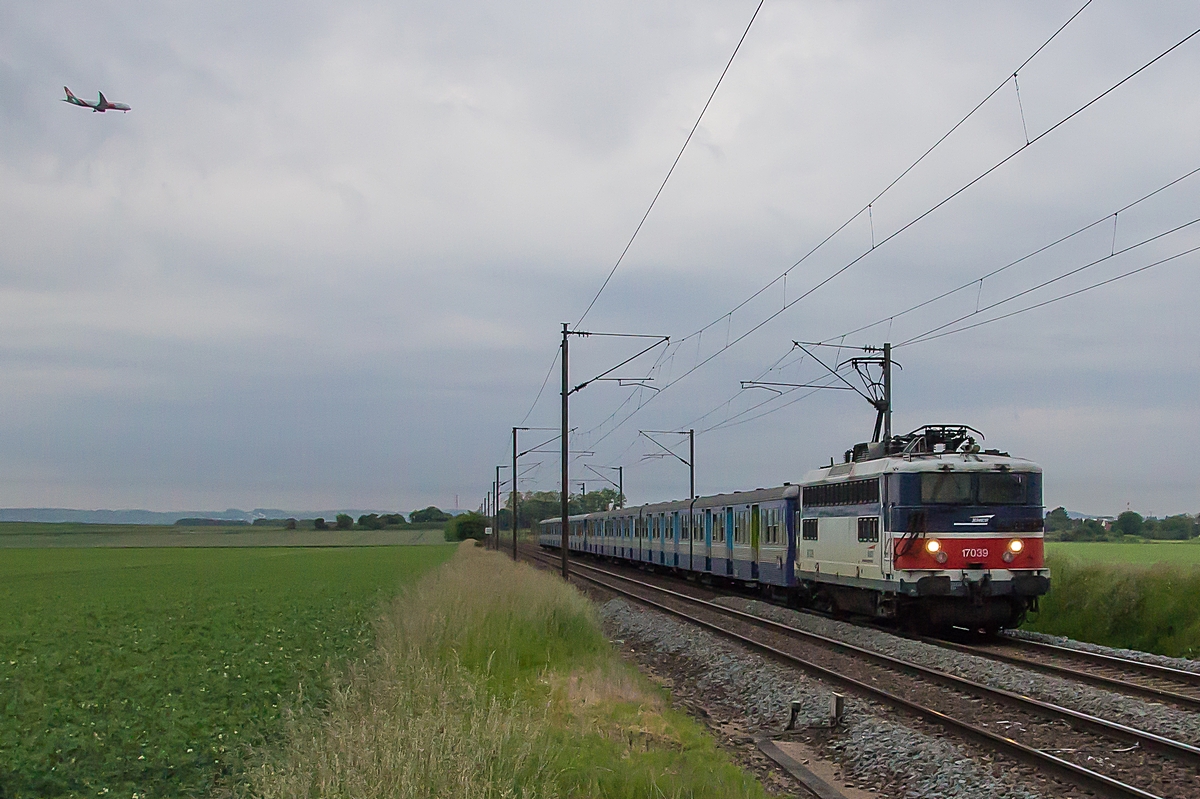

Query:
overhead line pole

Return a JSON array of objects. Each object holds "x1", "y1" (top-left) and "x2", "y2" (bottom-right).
[
  {"x1": 560, "y1": 323, "x2": 570, "y2": 579},
  {"x1": 512, "y1": 427, "x2": 520, "y2": 561},
  {"x1": 883, "y1": 342, "x2": 892, "y2": 443},
  {"x1": 560, "y1": 326, "x2": 669, "y2": 580},
  {"x1": 689, "y1": 429, "x2": 695, "y2": 500},
  {"x1": 640, "y1": 429, "x2": 694, "y2": 500}
]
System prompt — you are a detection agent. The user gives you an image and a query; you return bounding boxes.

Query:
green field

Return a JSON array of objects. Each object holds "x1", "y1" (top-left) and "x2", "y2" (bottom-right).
[
  {"x1": 1046, "y1": 538, "x2": 1200, "y2": 566},
  {"x1": 0, "y1": 545, "x2": 453, "y2": 798},
  {"x1": 1027, "y1": 549, "x2": 1200, "y2": 658}
]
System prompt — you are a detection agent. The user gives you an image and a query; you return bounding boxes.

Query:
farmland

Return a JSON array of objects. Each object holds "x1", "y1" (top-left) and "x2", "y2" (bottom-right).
[
  {"x1": 0, "y1": 545, "x2": 453, "y2": 798},
  {"x1": 1026, "y1": 548, "x2": 1200, "y2": 658},
  {"x1": 1045, "y1": 538, "x2": 1200, "y2": 566}
]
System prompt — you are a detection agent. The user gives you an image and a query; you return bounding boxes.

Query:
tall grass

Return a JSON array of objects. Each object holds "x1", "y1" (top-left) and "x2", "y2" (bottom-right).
[
  {"x1": 1025, "y1": 552, "x2": 1200, "y2": 658},
  {"x1": 240, "y1": 543, "x2": 768, "y2": 799}
]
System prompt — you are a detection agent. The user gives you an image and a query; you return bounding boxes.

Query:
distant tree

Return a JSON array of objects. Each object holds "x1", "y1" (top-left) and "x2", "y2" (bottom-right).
[
  {"x1": 1044, "y1": 507, "x2": 1072, "y2": 533},
  {"x1": 336, "y1": 513, "x2": 353, "y2": 530},
  {"x1": 1144, "y1": 514, "x2": 1195, "y2": 540},
  {"x1": 357, "y1": 513, "x2": 384, "y2": 530},
  {"x1": 285, "y1": 518, "x2": 297, "y2": 530},
  {"x1": 1058, "y1": 518, "x2": 1109, "y2": 541},
  {"x1": 381, "y1": 513, "x2": 408, "y2": 527},
  {"x1": 577, "y1": 488, "x2": 622, "y2": 514},
  {"x1": 411, "y1": 506, "x2": 451, "y2": 523},
  {"x1": 503, "y1": 489, "x2": 627, "y2": 532},
  {"x1": 1113, "y1": 511, "x2": 1144, "y2": 537},
  {"x1": 314, "y1": 517, "x2": 328, "y2": 530}
]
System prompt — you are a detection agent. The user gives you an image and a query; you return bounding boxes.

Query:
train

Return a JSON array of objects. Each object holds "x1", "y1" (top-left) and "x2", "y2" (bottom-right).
[{"x1": 538, "y1": 425, "x2": 1050, "y2": 633}]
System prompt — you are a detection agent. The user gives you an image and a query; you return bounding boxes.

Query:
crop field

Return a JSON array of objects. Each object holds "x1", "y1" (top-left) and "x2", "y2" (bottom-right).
[
  {"x1": 1046, "y1": 538, "x2": 1200, "y2": 566},
  {"x1": 0, "y1": 545, "x2": 453, "y2": 798}
]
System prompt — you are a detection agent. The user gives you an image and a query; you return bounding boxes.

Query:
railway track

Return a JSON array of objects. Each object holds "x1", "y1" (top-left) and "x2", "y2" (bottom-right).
[
  {"x1": 920, "y1": 634, "x2": 1200, "y2": 712},
  {"x1": 522, "y1": 547, "x2": 1199, "y2": 799},
  {"x1": 522, "y1": 542, "x2": 1200, "y2": 712}
]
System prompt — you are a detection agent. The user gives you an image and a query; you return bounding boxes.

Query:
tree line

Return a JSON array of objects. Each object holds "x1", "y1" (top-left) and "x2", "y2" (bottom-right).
[
  {"x1": 1045, "y1": 507, "x2": 1199, "y2": 541},
  {"x1": 445, "y1": 489, "x2": 626, "y2": 543}
]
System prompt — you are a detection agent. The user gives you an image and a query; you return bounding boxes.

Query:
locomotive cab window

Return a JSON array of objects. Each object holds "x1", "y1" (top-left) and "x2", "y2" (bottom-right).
[
  {"x1": 920, "y1": 473, "x2": 972, "y2": 504},
  {"x1": 920, "y1": 472, "x2": 1033, "y2": 505},
  {"x1": 978, "y1": 473, "x2": 1029, "y2": 504}
]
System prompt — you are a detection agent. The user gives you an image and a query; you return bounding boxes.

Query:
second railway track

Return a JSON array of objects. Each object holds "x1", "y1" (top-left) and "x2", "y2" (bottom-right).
[{"x1": 522, "y1": 545, "x2": 1200, "y2": 799}]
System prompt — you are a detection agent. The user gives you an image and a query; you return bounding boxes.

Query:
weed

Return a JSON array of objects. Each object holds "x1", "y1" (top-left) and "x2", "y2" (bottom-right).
[{"x1": 241, "y1": 544, "x2": 768, "y2": 798}]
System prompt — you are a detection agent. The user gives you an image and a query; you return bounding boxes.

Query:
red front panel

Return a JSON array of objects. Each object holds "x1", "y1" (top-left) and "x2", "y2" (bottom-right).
[{"x1": 893, "y1": 536, "x2": 1044, "y2": 571}]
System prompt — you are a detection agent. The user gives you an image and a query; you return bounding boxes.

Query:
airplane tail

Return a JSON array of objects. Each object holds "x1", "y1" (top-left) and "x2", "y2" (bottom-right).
[
  {"x1": 97, "y1": 91, "x2": 108, "y2": 105},
  {"x1": 64, "y1": 86, "x2": 76, "y2": 99}
]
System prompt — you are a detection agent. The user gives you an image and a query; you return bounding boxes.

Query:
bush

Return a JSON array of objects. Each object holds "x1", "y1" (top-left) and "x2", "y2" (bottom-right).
[
  {"x1": 336, "y1": 514, "x2": 353, "y2": 530},
  {"x1": 1025, "y1": 553, "x2": 1200, "y2": 658},
  {"x1": 314, "y1": 517, "x2": 328, "y2": 531},
  {"x1": 445, "y1": 512, "x2": 487, "y2": 542},
  {"x1": 357, "y1": 513, "x2": 384, "y2": 530}
]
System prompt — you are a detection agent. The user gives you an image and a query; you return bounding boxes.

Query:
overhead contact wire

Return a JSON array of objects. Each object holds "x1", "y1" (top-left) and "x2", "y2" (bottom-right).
[
  {"x1": 575, "y1": 0, "x2": 767, "y2": 327},
  {"x1": 577, "y1": 21, "x2": 1200, "y2": 454}
]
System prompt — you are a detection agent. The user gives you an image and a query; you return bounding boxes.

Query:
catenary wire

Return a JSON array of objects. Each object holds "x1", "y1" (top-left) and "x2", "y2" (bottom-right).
[
  {"x1": 832, "y1": 164, "x2": 1200, "y2": 344},
  {"x1": 692, "y1": 215, "x2": 1200, "y2": 435},
  {"x1": 674, "y1": 164, "x2": 1200, "y2": 438},
  {"x1": 898, "y1": 215, "x2": 1200, "y2": 346},
  {"x1": 574, "y1": 24, "x2": 1199, "y2": 454},
  {"x1": 644, "y1": 0, "x2": 1096, "y2": 353},
  {"x1": 575, "y1": 0, "x2": 767, "y2": 327},
  {"x1": 899, "y1": 244, "x2": 1200, "y2": 347}
]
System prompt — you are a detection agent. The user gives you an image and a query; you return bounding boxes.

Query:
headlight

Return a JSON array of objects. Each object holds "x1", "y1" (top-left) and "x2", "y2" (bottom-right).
[
  {"x1": 1008, "y1": 539, "x2": 1024, "y2": 553},
  {"x1": 925, "y1": 539, "x2": 948, "y2": 564}
]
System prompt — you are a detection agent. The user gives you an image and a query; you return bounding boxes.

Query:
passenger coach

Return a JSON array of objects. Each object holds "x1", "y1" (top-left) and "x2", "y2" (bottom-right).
[{"x1": 539, "y1": 425, "x2": 1049, "y2": 632}]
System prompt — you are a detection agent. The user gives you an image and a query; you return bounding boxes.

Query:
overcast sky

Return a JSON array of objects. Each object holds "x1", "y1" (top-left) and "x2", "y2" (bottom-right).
[{"x1": 1, "y1": 1, "x2": 1197, "y2": 516}]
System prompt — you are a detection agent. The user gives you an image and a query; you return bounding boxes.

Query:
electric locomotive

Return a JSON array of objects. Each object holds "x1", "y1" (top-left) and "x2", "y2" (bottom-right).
[{"x1": 538, "y1": 424, "x2": 1049, "y2": 633}]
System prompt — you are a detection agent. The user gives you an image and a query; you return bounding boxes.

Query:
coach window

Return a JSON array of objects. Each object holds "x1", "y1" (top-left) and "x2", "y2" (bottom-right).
[{"x1": 802, "y1": 518, "x2": 818, "y2": 540}]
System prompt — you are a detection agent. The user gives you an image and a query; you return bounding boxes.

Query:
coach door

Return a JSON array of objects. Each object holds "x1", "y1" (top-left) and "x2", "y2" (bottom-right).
[
  {"x1": 750, "y1": 504, "x2": 761, "y2": 580},
  {"x1": 704, "y1": 509, "x2": 713, "y2": 572}
]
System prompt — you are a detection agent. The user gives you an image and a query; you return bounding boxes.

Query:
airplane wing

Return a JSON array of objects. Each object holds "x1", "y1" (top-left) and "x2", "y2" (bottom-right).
[{"x1": 95, "y1": 91, "x2": 130, "y2": 112}]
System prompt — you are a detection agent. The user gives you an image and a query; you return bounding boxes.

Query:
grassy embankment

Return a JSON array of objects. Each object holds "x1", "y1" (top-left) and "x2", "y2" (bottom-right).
[
  {"x1": 0, "y1": 546, "x2": 454, "y2": 798},
  {"x1": 1026, "y1": 541, "x2": 1200, "y2": 658},
  {"x1": 242, "y1": 543, "x2": 768, "y2": 799}
]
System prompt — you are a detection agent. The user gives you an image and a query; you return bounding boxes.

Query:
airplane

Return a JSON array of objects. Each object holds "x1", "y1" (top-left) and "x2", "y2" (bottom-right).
[{"x1": 62, "y1": 86, "x2": 130, "y2": 113}]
